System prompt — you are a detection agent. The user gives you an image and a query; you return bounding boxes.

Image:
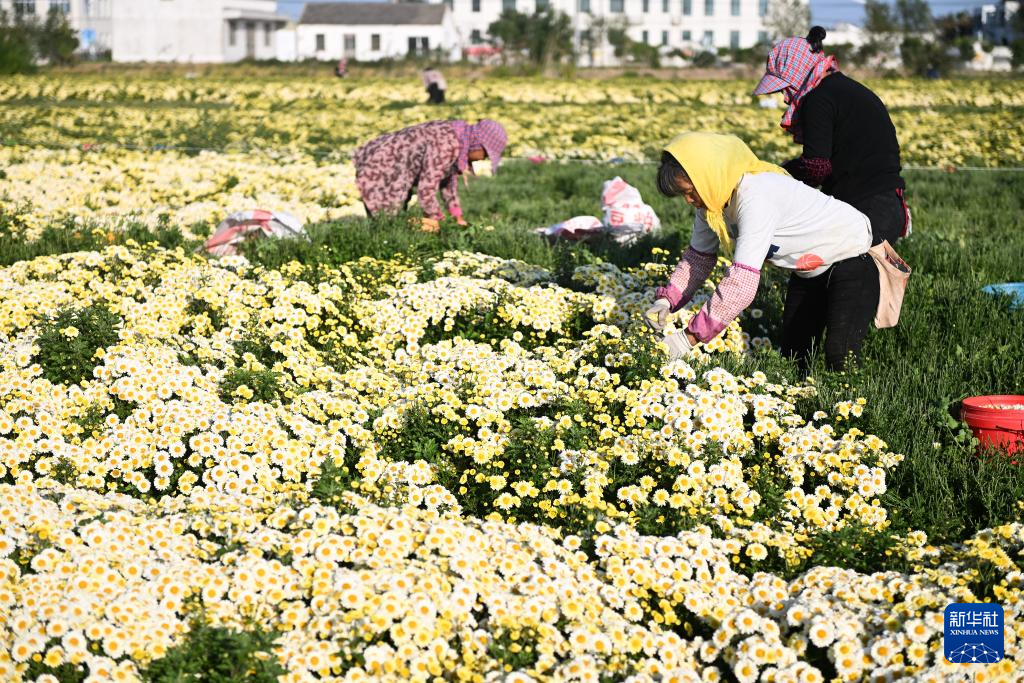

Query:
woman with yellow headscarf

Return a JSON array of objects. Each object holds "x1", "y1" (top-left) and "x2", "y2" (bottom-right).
[{"x1": 645, "y1": 132, "x2": 878, "y2": 371}]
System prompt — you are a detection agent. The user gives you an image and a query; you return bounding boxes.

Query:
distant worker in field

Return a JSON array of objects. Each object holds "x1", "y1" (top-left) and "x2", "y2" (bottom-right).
[
  {"x1": 754, "y1": 27, "x2": 910, "y2": 247},
  {"x1": 646, "y1": 133, "x2": 885, "y2": 372},
  {"x1": 354, "y1": 119, "x2": 508, "y2": 233},
  {"x1": 422, "y1": 67, "x2": 447, "y2": 104},
  {"x1": 334, "y1": 58, "x2": 348, "y2": 78}
]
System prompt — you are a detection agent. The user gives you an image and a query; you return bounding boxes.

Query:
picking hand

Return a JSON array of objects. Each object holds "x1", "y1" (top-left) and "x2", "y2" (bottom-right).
[
  {"x1": 663, "y1": 330, "x2": 695, "y2": 360},
  {"x1": 643, "y1": 298, "x2": 672, "y2": 332},
  {"x1": 455, "y1": 215, "x2": 469, "y2": 227}
]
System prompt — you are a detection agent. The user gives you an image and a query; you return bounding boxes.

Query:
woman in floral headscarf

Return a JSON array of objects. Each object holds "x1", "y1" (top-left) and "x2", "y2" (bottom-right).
[
  {"x1": 754, "y1": 27, "x2": 909, "y2": 246},
  {"x1": 354, "y1": 119, "x2": 508, "y2": 233}
]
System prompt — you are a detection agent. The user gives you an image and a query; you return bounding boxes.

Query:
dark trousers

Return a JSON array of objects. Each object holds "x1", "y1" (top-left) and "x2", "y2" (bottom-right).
[
  {"x1": 781, "y1": 253, "x2": 880, "y2": 371},
  {"x1": 427, "y1": 84, "x2": 446, "y2": 104},
  {"x1": 849, "y1": 189, "x2": 906, "y2": 246}
]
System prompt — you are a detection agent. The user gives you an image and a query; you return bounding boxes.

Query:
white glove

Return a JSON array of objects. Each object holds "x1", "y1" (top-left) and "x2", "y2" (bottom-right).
[
  {"x1": 663, "y1": 330, "x2": 694, "y2": 360},
  {"x1": 644, "y1": 298, "x2": 672, "y2": 333}
]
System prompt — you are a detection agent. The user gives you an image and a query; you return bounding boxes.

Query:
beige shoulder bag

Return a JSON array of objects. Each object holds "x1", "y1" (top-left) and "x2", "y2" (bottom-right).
[{"x1": 868, "y1": 240, "x2": 911, "y2": 329}]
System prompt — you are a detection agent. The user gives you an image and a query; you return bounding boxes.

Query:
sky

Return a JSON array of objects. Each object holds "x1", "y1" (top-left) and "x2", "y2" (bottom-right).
[{"x1": 277, "y1": 0, "x2": 992, "y2": 28}]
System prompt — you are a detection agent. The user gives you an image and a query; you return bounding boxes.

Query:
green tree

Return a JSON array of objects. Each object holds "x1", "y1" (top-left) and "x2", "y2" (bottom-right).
[
  {"x1": 488, "y1": 9, "x2": 530, "y2": 63},
  {"x1": 0, "y1": 10, "x2": 36, "y2": 74},
  {"x1": 525, "y1": 8, "x2": 574, "y2": 67},
  {"x1": 895, "y1": 0, "x2": 933, "y2": 33},
  {"x1": 38, "y1": 7, "x2": 79, "y2": 65},
  {"x1": 488, "y1": 8, "x2": 574, "y2": 67},
  {"x1": 900, "y1": 34, "x2": 954, "y2": 75},
  {"x1": 863, "y1": 0, "x2": 897, "y2": 34},
  {"x1": 765, "y1": 0, "x2": 810, "y2": 40}
]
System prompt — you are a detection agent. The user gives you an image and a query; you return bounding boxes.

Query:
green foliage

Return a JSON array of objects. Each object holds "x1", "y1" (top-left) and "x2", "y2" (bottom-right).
[
  {"x1": 864, "y1": 0, "x2": 933, "y2": 34},
  {"x1": 37, "y1": 7, "x2": 79, "y2": 65},
  {"x1": 604, "y1": 25, "x2": 661, "y2": 67},
  {"x1": 22, "y1": 662, "x2": 87, "y2": 683},
  {"x1": 487, "y1": 626, "x2": 542, "y2": 670},
  {"x1": 691, "y1": 51, "x2": 717, "y2": 68},
  {"x1": 141, "y1": 621, "x2": 284, "y2": 683},
  {"x1": 487, "y1": 8, "x2": 575, "y2": 67},
  {"x1": 34, "y1": 305, "x2": 121, "y2": 386},
  {"x1": 1012, "y1": 39, "x2": 1024, "y2": 69},
  {"x1": 900, "y1": 36, "x2": 956, "y2": 76},
  {"x1": 0, "y1": 10, "x2": 35, "y2": 74},
  {"x1": 0, "y1": 8, "x2": 78, "y2": 74},
  {"x1": 218, "y1": 368, "x2": 283, "y2": 403}
]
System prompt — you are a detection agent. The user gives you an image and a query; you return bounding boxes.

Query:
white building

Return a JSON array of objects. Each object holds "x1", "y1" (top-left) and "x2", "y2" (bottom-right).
[
  {"x1": 109, "y1": 0, "x2": 288, "y2": 63},
  {"x1": 451, "y1": 0, "x2": 777, "y2": 65},
  {"x1": 823, "y1": 22, "x2": 866, "y2": 50},
  {"x1": 975, "y1": 0, "x2": 1020, "y2": 46},
  {"x1": 295, "y1": 3, "x2": 460, "y2": 62},
  {"x1": 0, "y1": 0, "x2": 113, "y2": 55}
]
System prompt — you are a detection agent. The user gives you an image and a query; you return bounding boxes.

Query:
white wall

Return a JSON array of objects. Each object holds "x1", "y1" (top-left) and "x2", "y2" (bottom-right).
[
  {"x1": 449, "y1": 0, "x2": 779, "y2": 63},
  {"x1": 297, "y1": 20, "x2": 460, "y2": 61},
  {"x1": 112, "y1": 0, "x2": 223, "y2": 63},
  {"x1": 110, "y1": 0, "x2": 281, "y2": 63},
  {"x1": 223, "y1": 17, "x2": 283, "y2": 61}
]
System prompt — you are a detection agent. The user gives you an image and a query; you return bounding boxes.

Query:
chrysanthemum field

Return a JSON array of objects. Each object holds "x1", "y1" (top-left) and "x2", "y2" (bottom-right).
[{"x1": 1, "y1": 69, "x2": 1023, "y2": 683}]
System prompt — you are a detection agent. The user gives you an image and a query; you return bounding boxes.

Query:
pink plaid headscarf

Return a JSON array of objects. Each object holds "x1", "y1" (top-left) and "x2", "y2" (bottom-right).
[
  {"x1": 451, "y1": 119, "x2": 508, "y2": 175},
  {"x1": 753, "y1": 37, "x2": 839, "y2": 142}
]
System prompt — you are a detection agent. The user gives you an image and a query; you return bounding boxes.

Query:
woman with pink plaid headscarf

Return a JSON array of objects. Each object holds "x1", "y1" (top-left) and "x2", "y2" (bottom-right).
[
  {"x1": 354, "y1": 119, "x2": 508, "y2": 233},
  {"x1": 754, "y1": 27, "x2": 909, "y2": 248}
]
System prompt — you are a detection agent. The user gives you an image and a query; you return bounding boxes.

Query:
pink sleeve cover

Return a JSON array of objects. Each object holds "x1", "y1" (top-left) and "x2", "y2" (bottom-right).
[
  {"x1": 655, "y1": 247, "x2": 717, "y2": 312},
  {"x1": 687, "y1": 264, "x2": 761, "y2": 343}
]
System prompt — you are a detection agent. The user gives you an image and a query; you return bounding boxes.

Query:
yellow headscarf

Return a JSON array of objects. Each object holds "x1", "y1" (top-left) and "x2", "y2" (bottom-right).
[{"x1": 664, "y1": 132, "x2": 788, "y2": 254}]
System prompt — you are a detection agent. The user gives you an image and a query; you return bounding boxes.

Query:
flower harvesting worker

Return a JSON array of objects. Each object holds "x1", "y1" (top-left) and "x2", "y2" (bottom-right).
[
  {"x1": 754, "y1": 27, "x2": 909, "y2": 246},
  {"x1": 422, "y1": 67, "x2": 447, "y2": 104},
  {"x1": 354, "y1": 119, "x2": 508, "y2": 233},
  {"x1": 645, "y1": 132, "x2": 878, "y2": 371}
]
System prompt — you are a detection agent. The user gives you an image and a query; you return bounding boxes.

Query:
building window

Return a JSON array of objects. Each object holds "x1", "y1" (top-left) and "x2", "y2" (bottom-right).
[
  {"x1": 371, "y1": 33, "x2": 381, "y2": 51},
  {"x1": 702, "y1": 30, "x2": 713, "y2": 47},
  {"x1": 730, "y1": 0, "x2": 740, "y2": 15},
  {"x1": 757, "y1": 30, "x2": 768, "y2": 44},
  {"x1": 408, "y1": 36, "x2": 429, "y2": 55},
  {"x1": 472, "y1": 0, "x2": 481, "y2": 10},
  {"x1": 537, "y1": 0, "x2": 549, "y2": 9},
  {"x1": 661, "y1": 30, "x2": 668, "y2": 45},
  {"x1": 682, "y1": 0, "x2": 691, "y2": 16},
  {"x1": 642, "y1": 30, "x2": 649, "y2": 44},
  {"x1": 758, "y1": 0, "x2": 768, "y2": 16},
  {"x1": 682, "y1": 30, "x2": 691, "y2": 41},
  {"x1": 14, "y1": 0, "x2": 35, "y2": 17},
  {"x1": 229, "y1": 22, "x2": 237, "y2": 47},
  {"x1": 643, "y1": 0, "x2": 650, "y2": 12},
  {"x1": 471, "y1": 29, "x2": 482, "y2": 43},
  {"x1": 730, "y1": 30, "x2": 740, "y2": 49},
  {"x1": 704, "y1": 0, "x2": 713, "y2": 16},
  {"x1": 580, "y1": 0, "x2": 591, "y2": 11},
  {"x1": 264, "y1": 23, "x2": 272, "y2": 47},
  {"x1": 610, "y1": 0, "x2": 624, "y2": 12},
  {"x1": 51, "y1": 0, "x2": 72, "y2": 13},
  {"x1": 444, "y1": 0, "x2": 453, "y2": 9},
  {"x1": 662, "y1": 0, "x2": 669, "y2": 11},
  {"x1": 344, "y1": 34, "x2": 356, "y2": 57},
  {"x1": 315, "y1": 33, "x2": 325, "y2": 51},
  {"x1": 579, "y1": 29, "x2": 591, "y2": 43},
  {"x1": 502, "y1": 0, "x2": 515, "y2": 11}
]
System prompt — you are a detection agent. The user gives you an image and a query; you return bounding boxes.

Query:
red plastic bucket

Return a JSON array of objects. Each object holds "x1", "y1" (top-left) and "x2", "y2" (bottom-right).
[{"x1": 961, "y1": 395, "x2": 1024, "y2": 455}]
